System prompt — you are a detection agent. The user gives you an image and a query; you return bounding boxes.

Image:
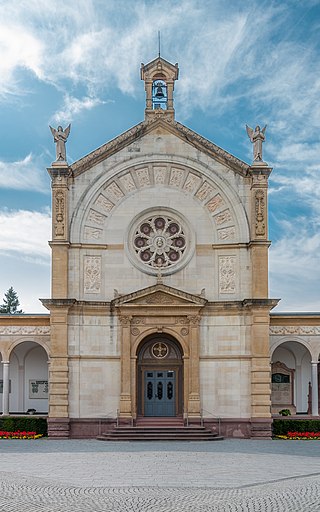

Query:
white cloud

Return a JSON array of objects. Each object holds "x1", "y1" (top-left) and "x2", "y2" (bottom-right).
[
  {"x1": 270, "y1": 229, "x2": 320, "y2": 311},
  {"x1": 0, "y1": 209, "x2": 51, "y2": 261},
  {"x1": 52, "y1": 94, "x2": 108, "y2": 124},
  {"x1": 0, "y1": 154, "x2": 49, "y2": 192}
]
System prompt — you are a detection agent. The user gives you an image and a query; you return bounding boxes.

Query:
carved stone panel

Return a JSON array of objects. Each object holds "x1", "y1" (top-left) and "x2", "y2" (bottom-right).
[
  {"x1": 136, "y1": 168, "x2": 150, "y2": 187},
  {"x1": 84, "y1": 256, "x2": 101, "y2": 293},
  {"x1": 94, "y1": 194, "x2": 114, "y2": 214},
  {"x1": 206, "y1": 194, "x2": 224, "y2": 213},
  {"x1": 84, "y1": 226, "x2": 103, "y2": 240},
  {"x1": 195, "y1": 181, "x2": 215, "y2": 202},
  {"x1": 219, "y1": 256, "x2": 236, "y2": 294},
  {"x1": 88, "y1": 209, "x2": 106, "y2": 226},
  {"x1": 53, "y1": 189, "x2": 66, "y2": 239},
  {"x1": 105, "y1": 182, "x2": 124, "y2": 202},
  {"x1": 255, "y1": 189, "x2": 266, "y2": 237},
  {"x1": 119, "y1": 173, "x2": 136, "y2": 192}
]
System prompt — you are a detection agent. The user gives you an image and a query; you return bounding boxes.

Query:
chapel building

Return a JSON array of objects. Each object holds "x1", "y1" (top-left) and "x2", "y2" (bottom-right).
[{"x1": 0, "y1": 56, "x2": 319, "y2": 438}]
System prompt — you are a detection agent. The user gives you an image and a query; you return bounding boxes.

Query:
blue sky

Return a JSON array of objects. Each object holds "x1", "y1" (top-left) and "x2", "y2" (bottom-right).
[{"x1": 0, "y1": 0, "x2": 319, "y2": 313}]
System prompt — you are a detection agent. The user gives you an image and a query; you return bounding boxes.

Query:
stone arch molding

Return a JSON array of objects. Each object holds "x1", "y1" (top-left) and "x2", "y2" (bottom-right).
[
  {"x1": 270, "y1": 337, "x2": 313, "y2": 360},
  {"x1": 8, "y1": 338, "x2": 50, "y2": 359},
  {"x1": 70, "y1": 157, "x2": 250, "y2": 244}
]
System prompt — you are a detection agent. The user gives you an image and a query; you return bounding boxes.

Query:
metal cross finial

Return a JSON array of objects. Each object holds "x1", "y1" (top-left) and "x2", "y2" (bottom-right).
[{"x1": 158, "y1": 30, "x2": 161, "y2": 58}]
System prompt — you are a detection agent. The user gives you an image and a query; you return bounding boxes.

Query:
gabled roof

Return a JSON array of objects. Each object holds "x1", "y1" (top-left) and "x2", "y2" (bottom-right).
[
  {"x1": 111, "y1": 283, "x2": 207, "y2": 308},
  {"x1": 71, "y1": 117, "x2": 250, "y2": 178}
]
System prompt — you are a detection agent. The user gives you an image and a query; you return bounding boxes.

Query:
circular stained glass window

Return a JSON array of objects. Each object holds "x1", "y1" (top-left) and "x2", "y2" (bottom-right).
[
  {"x1": 132, "y1": 214, "x2": 187, "y2": 270},
  {"x1": 127, "y1": 208, "x2": 194, "y2": 276}
]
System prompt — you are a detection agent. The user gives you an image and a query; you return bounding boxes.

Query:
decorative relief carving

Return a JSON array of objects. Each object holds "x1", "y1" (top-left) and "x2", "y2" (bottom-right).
[
  {"x1": 105, "y1": 182, "x2": 124, "y2": 202},
  {"x1": 188, "y1": 315, "x2": 201, "y2": 325},
  {"x1": 255, "y1": 189, "x2": 266, "y2": 237},
  {"x1": 175, "y1": 317, "x2": 189, "y2": 325},
  {"x1": 180, "y1": 327, "x2": 189, "y2": 336},
  {"x1": 214, "y1": 209, "x2": 232, "y2": 225},
  {"x1": 136, "y1": 168, "x2": 150, "y2": 187},
  {"x1": 219, "y1": 256, "x2": 236, "y2": 294},
  {"x1": 0, "y1": 326, "x2": 50, "y2": 335},
  {"x1": 84, "y1": 226, "x2": 103, "y2": 240},
  {"x1": 131, "y1": 317, "x2": 146, "y2": 325},
  {"x1": 54, "y1": 190, "x2": 65, "y2": 238},
  {"x1": 195, "y1": 181, "x2": 215, "y2": 202},
  {"x1": 88, "y1": 209, "x2": 106, "y2": 226},
  {"x1": 119, "y1": 316, "x2": 131, "y2": 326},
  {"x1": 145, "y1": 292, "x2": 175, "y2": 304},
  {"x1": 169, "y1": 168, "x2": 185, "y2": 187},
  {"x1": 94, "y1": 194, "x2": 114, "y2": 214},
  {"x1": 217, "y1": 226, "x2": 235, "y2": 240},
  {"x1": 119, "y1": 173, "x2": 136, "y2": 192},
  {"x1": 183, "y1": 173, "x2": 201, "y2": 193},
  {"x1": 206, "y1": 194, "x2": 224, "y2": 213},
  {"x1": 131, "y1": 328, "x2": 140, "y2": 336},
  {"x1": 154, "y1": 167, "x2": 167, "y2": 184},
  {"x1": 84, "y1": 256, "x2": 101, "y2": 293},
  {"x1": 270, "y1": 326, "x2": 320, "y2": 336}
]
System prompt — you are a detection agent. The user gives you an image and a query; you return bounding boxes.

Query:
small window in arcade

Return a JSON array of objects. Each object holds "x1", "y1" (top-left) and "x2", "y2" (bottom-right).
[{"x1": 272, "y1": 373, "x2": 290, "y2": 383}]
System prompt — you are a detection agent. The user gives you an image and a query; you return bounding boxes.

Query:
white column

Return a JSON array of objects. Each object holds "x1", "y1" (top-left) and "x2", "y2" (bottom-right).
[
  {"x1": 311, "y1": 362, "x2": 319, "y2": 416},
  {"x1": 2, "y1": 361, "x2": 10, "y2": 416}
]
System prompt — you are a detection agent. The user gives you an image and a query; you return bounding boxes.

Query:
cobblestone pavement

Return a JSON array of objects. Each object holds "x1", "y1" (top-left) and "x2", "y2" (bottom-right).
[{"x1": 0, "y1": 439, "x2": 320, "y2": 511}]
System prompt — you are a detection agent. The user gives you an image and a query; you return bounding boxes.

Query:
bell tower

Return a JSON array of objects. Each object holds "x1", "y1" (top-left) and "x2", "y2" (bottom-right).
[{"x1": 140, "y1": 56, "x2": 179, "y2": 119}]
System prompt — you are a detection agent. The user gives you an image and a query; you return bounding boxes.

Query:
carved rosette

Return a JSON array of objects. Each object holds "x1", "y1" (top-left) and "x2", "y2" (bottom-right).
[{"x1": 84, "y1": 256, "x2": 101, "y2": 294}]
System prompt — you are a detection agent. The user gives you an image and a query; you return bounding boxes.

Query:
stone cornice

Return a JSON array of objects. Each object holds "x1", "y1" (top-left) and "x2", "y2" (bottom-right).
[{"x1": 70, "y1": 117, "x2": 250, "y2": 178}]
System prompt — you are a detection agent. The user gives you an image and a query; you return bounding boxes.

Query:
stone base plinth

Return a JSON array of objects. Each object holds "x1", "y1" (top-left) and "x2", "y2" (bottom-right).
[
  {"x1": 47, "y1": 417, "x2": 70, "y2": 439},
  {"x1": 250, "y1": 418, "x2": 272, "y2": 439}
]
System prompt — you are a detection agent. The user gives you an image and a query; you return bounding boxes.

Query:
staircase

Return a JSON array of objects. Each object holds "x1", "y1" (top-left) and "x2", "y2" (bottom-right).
[{"x1": 97, "y1": 417, "x2": 223, "y2": 441}]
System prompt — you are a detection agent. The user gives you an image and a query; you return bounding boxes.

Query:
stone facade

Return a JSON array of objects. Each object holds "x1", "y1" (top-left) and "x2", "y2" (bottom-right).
[{"x1": 0, "y1": 56, "x2": 319, "y2": 437}]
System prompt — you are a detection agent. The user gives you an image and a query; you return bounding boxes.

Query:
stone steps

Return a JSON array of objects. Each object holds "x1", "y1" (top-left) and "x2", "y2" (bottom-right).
[{"x1": 97, "y1": 424, "x2": 223, "y2": 441}]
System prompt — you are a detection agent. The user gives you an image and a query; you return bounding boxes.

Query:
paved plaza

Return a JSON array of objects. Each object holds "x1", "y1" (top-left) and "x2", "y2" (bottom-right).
[{"x1": 0, "y1": 439, "x2": 320, "y2": 511}]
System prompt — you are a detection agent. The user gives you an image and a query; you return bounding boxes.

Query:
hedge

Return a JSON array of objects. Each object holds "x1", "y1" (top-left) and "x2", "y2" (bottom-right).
[
  {"x1": 273, "y1": 419, "x2": 320, "y2": 436},
  {"x1": 0, "y1": 417, "x2": 47, "y2": 436}
]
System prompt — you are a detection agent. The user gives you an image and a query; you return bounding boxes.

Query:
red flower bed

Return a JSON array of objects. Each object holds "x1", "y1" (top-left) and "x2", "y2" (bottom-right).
[{"x1": 0, "y1": 430, "x2": 43, "y2": 439}]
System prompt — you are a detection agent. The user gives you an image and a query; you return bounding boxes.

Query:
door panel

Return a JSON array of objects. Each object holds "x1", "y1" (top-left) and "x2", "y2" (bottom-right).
[{"x1": 144, "y1": 370, "x2": 176, "y2": 416}]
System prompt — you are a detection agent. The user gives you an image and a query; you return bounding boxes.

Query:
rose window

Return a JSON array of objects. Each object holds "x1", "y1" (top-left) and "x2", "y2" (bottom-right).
[{"x1": 133, "y1": 215, "x2": 186, "y2": 269}]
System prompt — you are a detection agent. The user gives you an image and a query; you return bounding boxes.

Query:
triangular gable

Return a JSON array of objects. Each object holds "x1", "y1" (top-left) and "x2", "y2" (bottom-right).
[
  {"x1": 111, "y1": 283, "x2": 207, "y2": 307},
  {"x1": 71, "y1": 117, "x2": 250, "y2": 178}
]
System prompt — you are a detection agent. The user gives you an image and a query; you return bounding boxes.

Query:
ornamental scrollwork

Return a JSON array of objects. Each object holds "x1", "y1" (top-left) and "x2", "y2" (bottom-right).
[{"x1": 255, "y1": 189, "x2": 266, "y2": 237}]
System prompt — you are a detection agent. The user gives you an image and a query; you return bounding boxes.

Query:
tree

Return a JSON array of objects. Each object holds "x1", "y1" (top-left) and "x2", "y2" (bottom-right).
[{"x1": 0, "y1": 287, "x2": 23, "y2": 314}]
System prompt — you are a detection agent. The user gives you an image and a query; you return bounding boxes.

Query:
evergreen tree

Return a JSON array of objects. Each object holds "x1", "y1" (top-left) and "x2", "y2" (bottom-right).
[{"x1": 0, "y1": 287, "x2": 23, "y2": 314}]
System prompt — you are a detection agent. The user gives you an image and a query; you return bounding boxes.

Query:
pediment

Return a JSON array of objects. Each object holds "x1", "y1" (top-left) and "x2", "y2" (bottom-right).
[
  {"x1": 111, "y1": 284, "x2": 207, "y2": 308},
  {"x1": 71, "y1": 117, "x2": 249, "y2": 178}
]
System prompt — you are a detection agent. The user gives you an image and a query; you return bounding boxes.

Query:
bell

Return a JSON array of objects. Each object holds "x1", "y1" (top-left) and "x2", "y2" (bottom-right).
[{"x1": 155, "y1": 85, "x2": 165, "y2": 98}]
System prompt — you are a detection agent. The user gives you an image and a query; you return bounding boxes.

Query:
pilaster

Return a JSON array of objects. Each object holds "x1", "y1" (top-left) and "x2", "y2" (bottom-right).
[
  {"x1": 249, "y1": 163, "x2": 272, "y2": 298},
  {"x1": 187, "y1": 315, "x2": 201, "y2": 418},
  {"x1": 119, "y1": 315, "x2": 133, "y2": 418}
]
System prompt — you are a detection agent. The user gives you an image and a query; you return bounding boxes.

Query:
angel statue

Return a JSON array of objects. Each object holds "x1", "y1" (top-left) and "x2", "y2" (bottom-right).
[
  {"x1": 49, "y1": 124, "x2": 71, "y2": 162},
  {"x1": 246, "y1": 124, "x2": 267, "y2": 162}
]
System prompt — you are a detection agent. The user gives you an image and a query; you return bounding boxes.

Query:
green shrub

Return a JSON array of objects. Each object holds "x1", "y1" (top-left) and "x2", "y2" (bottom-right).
[
  {"x1": 0, "y1": 416, "x2": 47, "y2": 436},
  {"x1": 273, "y1": 419, "x2": 320, "y2": 436}
]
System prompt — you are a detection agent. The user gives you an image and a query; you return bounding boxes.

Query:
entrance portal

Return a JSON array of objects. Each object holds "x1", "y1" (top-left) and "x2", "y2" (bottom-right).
[
  {"x1": 144, "y1": 369, "x2": 176, "y2": 416},
  {"x1": 137, "y1": 335, "x2": 183, "y2": 418}
]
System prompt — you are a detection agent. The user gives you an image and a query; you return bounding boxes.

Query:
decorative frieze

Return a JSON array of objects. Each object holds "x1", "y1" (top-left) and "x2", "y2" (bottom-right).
[
  {"x1": 136, "y1": 168, "x2": 150, "y2": 187},
  {"x1": 217, "y1": 227, "x2": 236, "y2": 240},
  {"x1": 0, "y1": 326, "x2": 50, "y2": 335},
  {"x1": 219, "y1": 256, "x2": 236, "y2": 293},
  {"x1": 169, "y1": 168, "x2": 185, "y2": 187},
  {"x1": 88, "y1": 209, "x2": 106, "y2": 226},
  {"x1": 183, "y1": 173, "x2": 201, "y2": 193},
  {"x1": 94, "y1": 194, "x2": 114, "y2": 214},
  {"x1": 270, "y1": 326, "x2": 320, "y2": 336},
  {"x1": 84, "y1": 256, "x2": 101, "y2": 293},
  {"x1": 84, "y1": 227, "x2": 103, "y2": 240},
  {"x1": 119, "y1": 173, "x2": 136, "y2": 192}
]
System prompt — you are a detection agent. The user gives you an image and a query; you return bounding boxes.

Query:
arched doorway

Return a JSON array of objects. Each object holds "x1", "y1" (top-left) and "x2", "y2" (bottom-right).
[
  {"x1": 137, "y1": 334, "x2": 183, "y2": 418},
  {"x1": 271, "y1": 341, "x2": 311, "y2": 414}
]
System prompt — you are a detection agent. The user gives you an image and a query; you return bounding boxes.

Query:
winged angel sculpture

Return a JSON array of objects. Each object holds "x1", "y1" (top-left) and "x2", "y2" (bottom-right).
[
  {"x1": 49, "y1": 125, "x2": 71, "y2": 162},
  {"x1": 246, "y1": 125, "x2": 267, "y2": 162}
]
